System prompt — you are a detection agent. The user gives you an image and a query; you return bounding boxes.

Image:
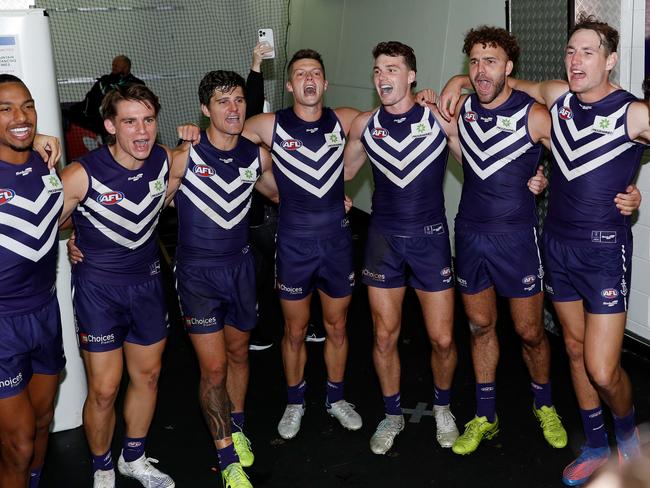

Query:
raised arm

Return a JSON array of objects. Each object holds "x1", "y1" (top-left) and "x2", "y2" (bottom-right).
[
  {"x1": 165, "y1": 143, "x2": 190, "y2": 207},
  {"x1": 508, "y1": 78, "x2": 568, "y2": 108},
  {"x1": 343, "y1": 111, "x2": 373, "y2": 181},
  {"x1": 59, "y1": 162, "x2": 88, "y2": 224},
  {"x1": 254, "y1": 147, "x2": 278, "y2": 203},
  {"x1": 334, "y1": 106, "x2": 361, "y2": 136},
  {"x1": 242, "y1": 112, "x2": 275, "y2": 147}
]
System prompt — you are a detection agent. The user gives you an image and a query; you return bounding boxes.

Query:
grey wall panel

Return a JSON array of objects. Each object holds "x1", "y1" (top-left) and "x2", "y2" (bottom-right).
[{"x1": 511, "y1": 0, "x2": 568, "y2": 334}]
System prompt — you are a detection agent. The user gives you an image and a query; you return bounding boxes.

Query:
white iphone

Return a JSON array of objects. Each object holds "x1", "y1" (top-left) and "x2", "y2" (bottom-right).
[{"x1": 257, "y1": 28, "x2": 275, "y2": 59}]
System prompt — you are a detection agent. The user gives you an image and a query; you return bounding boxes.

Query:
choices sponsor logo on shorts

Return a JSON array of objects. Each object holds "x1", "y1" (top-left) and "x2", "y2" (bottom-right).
[
  {"x1": 544, "y1": 283, "x2": 554, "y2": 294},
  {"x1": 0, "y1": 188, "x2": 15, "y2": 205},
  {"x1": 0, "y1": 372, "x2": 23, "y2": 390},
  {"x1": 278, "y1": 282, "x2": 303, "y2": 295},
  {"x1": 456, "y1": 277, "x2": 468, "y2": 287},
  {"x1": 79, "y1": 332, "x2": 116, "y2": 345},
  {"x1": 184, "y1": 316, "x2": 217, "y2": 329},
  {"x1": 362, "y1": 269, "x2": 385, "y2": 283}
]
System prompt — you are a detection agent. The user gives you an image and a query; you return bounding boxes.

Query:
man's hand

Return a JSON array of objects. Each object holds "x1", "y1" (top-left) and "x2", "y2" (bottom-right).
[
  {"x1": 415, "y1": 89, "x2": 436, "y2": 107},
  {"x1": 615, "y1": 184, "x2": 642, "y2": 215},
  {"x1": 251, "y1": 41, "x2": 273, "y2": 72},
  {"x1": 438, "y1": 75, "x2": 470, "y2": 121},
  {"x1": 177, "y1": 124, "x2": 201, "y2": 145},
  {"x1": 66, "y1": 231, "x2": 84, "y2": 264},
  {"x1": 33, "y1": 134, "x2": 62, "y2": 169},
  {"x1": 344, "y1": 194, "x2": 353, "y2": 213},
  {"x1": 527, "y1": 165, "x2": 548, "y2": 195}
]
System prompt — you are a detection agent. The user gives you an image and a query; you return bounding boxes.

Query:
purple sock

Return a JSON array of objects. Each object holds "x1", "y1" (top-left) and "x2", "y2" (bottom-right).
[
  {"x1": 217, "y1": 443, "x2": 239, "y2": 471},
  {"x1": 91, "y1": 448, "x2": 113, "y2": 474},
  {"x1": 531, "y1": 381, "x2": 553, "y2": 409},
  {"x1": 613, "y1": 408, "x2": 637, "y2": 442},
  {"x1": 287, "y1": 380, "x2": 306, "y2": 405},
  {"x1": 326, "y1": 380, "x2": 344, "y2": 407},
  {"x1": 231, "y1": 411, "x2": 245, "y2": 433},
  {"x1": 383, "y1": 392, "x2": 402, "y2": 415},
  {"x1": 580, "y1": 406, "x2": 608, "y2": 448},
  {"x1": 476, "y1": 382, "x2": 496, "y2": 422},
  {"x1": 29, "y1": 467, "x2": 42, "y2": 488},
  {"x1": 433, "y1": 385, "x2": 451, "y2": 407},
  {"x1": 122, "y1": 436, "x2": 146, "y2": 462}
]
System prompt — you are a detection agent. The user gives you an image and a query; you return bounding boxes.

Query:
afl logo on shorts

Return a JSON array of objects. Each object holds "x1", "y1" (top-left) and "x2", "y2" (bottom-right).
[
  {"x1": 558, "y1": 106, "x2": 573, "y2": 120},
  {"x1": 464, "y1": 111, "x2": 477, "y2": 123},
  {"x1": 521, "y1": 275, "x2": 536, "y2": 285},
  {"x1": 281, "y1": 139, "x2": 303, "y2": 150},
  {"x1": 193, "y1": 165, "x2": 215, "y2": 177},
  {"x1": 97, "y1": 191, "x2": 124, "y2": 205},
  {"x1": 372, "y1": 128, "x2": 389, "y2": 139},
  {"x1": 601, "y1": 288, "x2": 619, "y2": 299},
  {"x1": 0, "y1": 189, "x2": 15, "y2": 205},
  {"x1": 440, "y1": 267, "x2": 452, "y2": 278}
]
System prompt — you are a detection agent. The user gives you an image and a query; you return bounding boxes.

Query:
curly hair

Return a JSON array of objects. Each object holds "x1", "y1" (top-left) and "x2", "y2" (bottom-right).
[
  {"x1": 462, "y1": 26, "x2": 520, "y2": 66},
  {"x1": 569, "y1": 13, "x2": 618, "y2": 54}
]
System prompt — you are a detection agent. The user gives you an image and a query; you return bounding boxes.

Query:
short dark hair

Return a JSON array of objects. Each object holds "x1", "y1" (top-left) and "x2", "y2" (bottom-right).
[
  {"x1": 463, "y1": 26, "x2": 520, "y2": 67},
  {"x1": 372, "y1": 41, "x2": 417, "y2": 87},
  {"x1": 569, "y1": 13, "x2": 619, "y2": 54},
  {"x1": 114, "y1": 55, "x2": 132, "y2": 71},
  {"x1": 0, "y1": 74, "x2": 26, "y2": 86},
  {"x1": 100, "y1": 83, "x2": 160, "y2": 120},
  {"x1": 198, "y1": 70, "x2": 246, "y2": 106},
  {"x1": 287, "y1": 49, "x2": 325, "y2": 77}
]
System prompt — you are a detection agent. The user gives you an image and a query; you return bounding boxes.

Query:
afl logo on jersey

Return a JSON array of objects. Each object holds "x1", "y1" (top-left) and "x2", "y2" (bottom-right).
[
  {"x1": 0, "y1": 189, "x2": 15, "y2": 205},
  {"x1": 97, "y1": 191, "x2": 124, "y2": 205},
  {"x1": 464, "y1": 111, "x2": 477, "y2": 123},
  {"x1": 281, "y1": 139, "x2": 303, "y2": 150},
  {"x1": 601, "y1": 288, "x2": 619, "y2": 299},
  {"x1": 193, "y1": 165, "x2": 215, "y2": 177},
  {"x1": 371, "y1": 128, "x2": 389, "y2": 139},
  {"x1": 558, "y1": 106, "x2": 573, "y2": 120}
]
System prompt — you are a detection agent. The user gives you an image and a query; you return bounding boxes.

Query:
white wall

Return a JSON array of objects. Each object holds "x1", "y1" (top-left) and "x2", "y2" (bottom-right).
[
  {"x1": 617, "y1": 0, "x2": 650, "y2": 342},
  {"x1": 287, "y1": 0, "x2": 506, "y2": 246}
]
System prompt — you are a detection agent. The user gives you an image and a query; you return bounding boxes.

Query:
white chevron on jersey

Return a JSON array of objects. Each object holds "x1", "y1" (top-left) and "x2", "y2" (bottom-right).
[
  {"x1": 8, "y1": 188, "x2": 61, "y2": 214},
  {"x1": 178, "y1": 184, "x2": 252, "y2": 229},
  {"x1": 0, "y1": 192, "x2": 63, "y2": 239},
  {"x1": 551, "y1": 96, "x2": 633, "y2": 181},
  {"x1": 188, "y1": 146, "x2": 259, "y2": 194},
  {"x1": 276, "y1": 122, "x2": 343, "y2": 161},
  {"x1": 272, "y1": 141, "x2": 343, "y2": 180},
  {"x1": 557, "y1": 93, "x2": 628, "y2": 141},
  {"x1": 363, "y1": 124, "x2": 441, "y2": 172},
  {"x1": 272, "y1": 155, "x2": 343, "y2": 198},
  {"x1": 80, "y1": 196, "x2": 164, "y2": 235},
  {"x1": 0, "y1": 224, "x2": 59, "y2": 262},
  {"x1": 462, "y1": 142, "x2": 533, "y2": 180},
  {"x1": 89, "y1": 162, "x2": 168, "y2": 215},
  {"x1": 369, "y1": 108, "x2": 431, "y2": 152},
  {"x1": 79, "y1": 208, "x2": 161, "y2": 249},
  {"x1": 463, "y1": 98, "x2": 529, "y2": 143},
  {"x1": 367, "y1": 139, "x2": 446, "y2": 189},
  {"x1": 182, "y1": 170, "x2": 256, "y2": 214}
]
